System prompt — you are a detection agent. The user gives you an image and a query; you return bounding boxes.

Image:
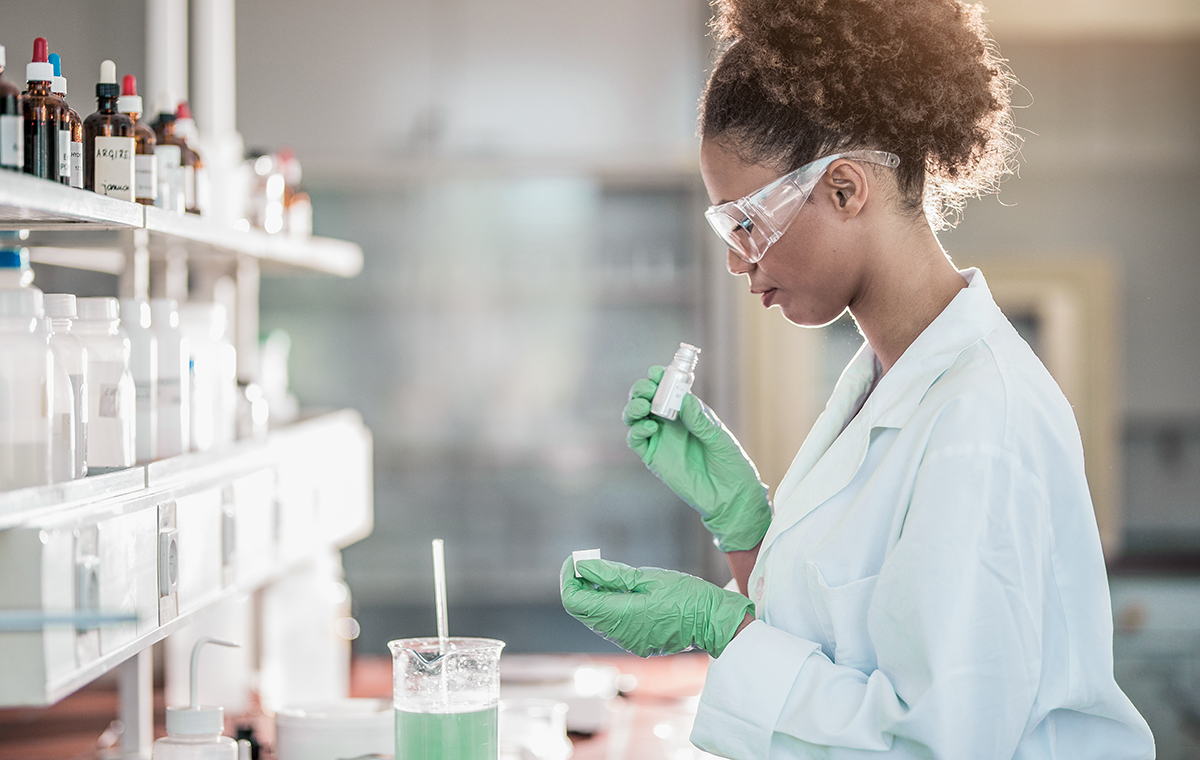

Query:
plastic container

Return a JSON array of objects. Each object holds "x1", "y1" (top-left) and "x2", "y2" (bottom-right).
[
  {"x1": 178, "y1": 303, "x2": 236, "y2": 452},
  {"x1": 75, "y1": 297, "x2": 135, "y2": 472},
  {"x1": 274, "y1": 699, "x2": 392, "y2": 760},
  {"x1": 389, "y1": 636, "x2": 505, "y2": 760},
  {"x1": 44, "y1": 294, "x2": 88, "y2": 479},
  {"x1": 0, "y1": 245, "x2": 34, "y2": 288},
  {"x1": 153, "y1": 637, "x2": 240, "y2": 760},
  {"x1": 0, "y1": 288, "x2": 54, "y2": 489},
  {"x1": 650, "y1": 343, "x2": 701, "y2": 421},
  {"x1": 119, "y1": 299, "x2": 158, "y2": 463},
  {"x1": 150, "y1": 299, "x2": 190, "y2": 458}
]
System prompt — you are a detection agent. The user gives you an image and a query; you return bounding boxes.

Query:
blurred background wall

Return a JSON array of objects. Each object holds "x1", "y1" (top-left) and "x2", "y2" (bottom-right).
[{"x1": 4, "y1": 0, "x2": 1200, "y2": 753}]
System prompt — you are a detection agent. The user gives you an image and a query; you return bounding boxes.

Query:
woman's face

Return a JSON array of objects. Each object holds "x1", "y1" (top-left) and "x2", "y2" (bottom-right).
[{"x1": 699, "y1": 138, "x2": 865, "y2": 327}]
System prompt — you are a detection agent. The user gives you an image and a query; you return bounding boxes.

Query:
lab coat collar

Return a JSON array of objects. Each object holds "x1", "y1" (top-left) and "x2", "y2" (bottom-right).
[
  {"x1": 861, "y1": 267, "x2": 1004, "y2": 432},
  {"x1": 761, "y1": 268, "x2": 1003, "y2": 552}
]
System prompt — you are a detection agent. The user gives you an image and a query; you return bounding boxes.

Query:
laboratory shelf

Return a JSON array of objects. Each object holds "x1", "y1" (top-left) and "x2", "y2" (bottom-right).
[
  {"x1": 0, "y1": 171, "x2": 363, "y2": 278},
  {"x1": 0, "y1": 409, "x2": 373, "y2": 707},
  {"x1": 0, "y1": 170, "x2": 143, "y2": 230}
]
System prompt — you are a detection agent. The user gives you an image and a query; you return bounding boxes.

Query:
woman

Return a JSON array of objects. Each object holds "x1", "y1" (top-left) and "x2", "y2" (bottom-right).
[{"x1": 560, "y1": 0, "x2": 1155, "y2": 757}]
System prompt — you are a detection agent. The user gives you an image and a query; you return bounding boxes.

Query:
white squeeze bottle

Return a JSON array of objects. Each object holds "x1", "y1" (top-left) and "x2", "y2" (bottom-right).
[
  {"x1": 651, "y1": 343, "x2": 701, "y2": 421},
  {"x1": 44, "y1": 295, "x2": 88, "y2": 479},
  {"x1": 120, "y1": 298, "x2": 158, "y2": 462},
  {"x1": 153, "y1": 637, "x2": 240, "y2": 760},
  {"x1": 0, "y1": 288, "x2": 54, "y2": 489},
  {"x1": 151, "y1": 299, "x2": 190, "y2": 458},
  {"x1": 75, "y1": 297, "x2": 135, "y2": 473}
]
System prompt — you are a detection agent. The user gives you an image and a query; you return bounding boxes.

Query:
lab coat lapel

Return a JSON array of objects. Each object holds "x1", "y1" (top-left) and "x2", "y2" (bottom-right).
[
  {"x1": 761, "y1": 344, "x2": 879, "y2": 552},
  {"x1": 759, "y1": 268, "x2": 1006, "y2": 554}
]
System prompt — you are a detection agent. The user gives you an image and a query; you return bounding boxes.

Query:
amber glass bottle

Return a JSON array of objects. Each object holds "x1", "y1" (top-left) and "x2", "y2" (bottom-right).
[
  {"x1": 22, "y1": 37, "x2": 60, "y2": 181},
  {"x1": 174, "y1": 102, "x2": 204, "y2": 214},
  {"x1": 83, "y1": 60, "x2": 134, "y2": 200},
  {"x1": 0, "y1": 45, "x2": 23, "y2": 173},
  {"x1": 49, "y1": 53, "x2": 82, "y2": 188},
  {"x1": 118, "y1": 75, "x2": 156, "y2": 205}
]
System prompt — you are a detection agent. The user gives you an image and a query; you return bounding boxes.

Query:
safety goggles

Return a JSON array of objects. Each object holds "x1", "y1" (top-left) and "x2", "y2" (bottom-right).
[{"x1": 705, "y1": 150, "x2": 900, "y2": 264}]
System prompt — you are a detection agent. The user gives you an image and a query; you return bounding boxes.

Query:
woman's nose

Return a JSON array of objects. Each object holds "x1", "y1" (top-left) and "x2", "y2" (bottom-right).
[{"x1": 727, "y1": 248, "x2": 755, "y2": 275}]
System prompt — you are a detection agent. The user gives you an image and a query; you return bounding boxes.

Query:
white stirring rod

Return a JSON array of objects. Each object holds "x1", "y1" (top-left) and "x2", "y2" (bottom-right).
[{"x1": 432, "y1": 538, "x2": 449, "y2": 654}]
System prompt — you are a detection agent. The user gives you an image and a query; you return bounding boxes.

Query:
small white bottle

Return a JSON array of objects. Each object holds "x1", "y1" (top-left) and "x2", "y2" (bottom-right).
[
  {"x1": 151, "y1": 299, "x2": 190, "y2": 459},
  {"x1": 650, "y1": 343, "x2": 701, "y2": 421},
  {"x1": 75, "y1": 297, "x2": 135, "y2": 473},
  {"x1": 120, "y1": 299, "x2": 158, "y2": 463},
  {"x1": 0, "y1": 288, "x2": 54, "y2": 489},
  {"x1": 45, "y1": 295, "x2": 88, "y2": 480},
  {"x1": 153, "y1": 637, "x2": 240, "y2": 760},
  {"x1": 178, "y1": 303, "x2": 237, "y2": 452}
]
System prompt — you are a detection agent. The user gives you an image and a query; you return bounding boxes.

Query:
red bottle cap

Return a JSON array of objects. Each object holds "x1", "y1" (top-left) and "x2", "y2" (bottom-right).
[
  {"x1": 32, "y1": 38, "x2": 48, "y2": 63},
  {"x1": 122, "y1": 74, "x2": 137, "y2": 96},
  {"x1": 27, "y1": 38, "x2": 54, "y2": 83},
  {"x1": 176, "y1": 101, "x2": 192, "y2": 120}
]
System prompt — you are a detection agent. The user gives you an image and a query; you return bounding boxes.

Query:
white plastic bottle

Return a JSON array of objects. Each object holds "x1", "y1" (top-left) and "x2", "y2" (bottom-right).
[
  {"x1": 0, "y1": 244, "x2": 34, "y2": 288},
  {"x1": 179, "y1": 303, "x2": 237, "y2": 452},
  {"x1": 651, "y1": 343, "x2": 701, "y2": 421},
  {"x1": 120, "y1": 299, "x2": 158, "y2": 463},
  {"x1": 75, "y1": 298, "x2": 135, "y2": 473},
  {"x1": 151, "y1": 299, "x2": 190, "y2": 459},
  {"x1": 153, "y1": 637, "x2": 240, "y2": 760},
  {"x1": 0, "y1": 289, "x2": 54, "y2": 489},
  {"x1": 44, "y1": 294, "x2": 88, "y2": 480}
]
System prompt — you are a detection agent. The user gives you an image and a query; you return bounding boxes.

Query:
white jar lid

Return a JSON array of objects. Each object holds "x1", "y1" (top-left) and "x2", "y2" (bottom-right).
[
  {"x1": 166, "y1": 704, "x2": 224, "y2": 736},
  {"x1": 76, "y1": 296, "x2": 119, "y2": 321}
]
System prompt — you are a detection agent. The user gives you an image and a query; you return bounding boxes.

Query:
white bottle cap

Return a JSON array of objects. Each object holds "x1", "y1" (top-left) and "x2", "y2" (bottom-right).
[
  {"x1": 572, "y1": 549, "x2": 602, "y2": 578},
  {"x1": 165, "y1": 637, "x2": 240, "y2": 736},
  {"x1": 150, "y1": 298, "x2": 179, "y2": 328},
  {"x1": 44, "y1": 293, "x2": 78, "y2": 319},
  {"x1": 0, "y1": 46, "x2": 6, "y2": 71},
  {"x1": 118, "y1": 298, "x2": 151, "y2": 329},
  {"x1": 117, "y1": 94, "x2": 142, "y2": 114},
  {"x1": 51, "y1": 76, "x2": 66, "y2": 95},
  {"x1": 27, "y1": 60, "x2": 53, "y2": 83},
  {"x1": 99, "y1": 60, "x2": 116, "y2": 85},
  {"x1": 76, "y1": 296, "x2": 120, "y2": 321},
  {"x1": 0, "y1": 288, "x2": 44, "y2": 317}
]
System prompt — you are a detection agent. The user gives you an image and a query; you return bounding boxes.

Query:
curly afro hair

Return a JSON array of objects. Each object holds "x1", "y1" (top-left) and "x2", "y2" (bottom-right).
[{"x1": 701, "y1": 0, "x2": 1018, "y2": 227}]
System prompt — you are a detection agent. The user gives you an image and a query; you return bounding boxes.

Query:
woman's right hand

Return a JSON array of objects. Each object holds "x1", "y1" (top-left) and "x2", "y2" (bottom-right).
[{"x1": 623, "y1": 366, "x2": 772, "y2": 552}]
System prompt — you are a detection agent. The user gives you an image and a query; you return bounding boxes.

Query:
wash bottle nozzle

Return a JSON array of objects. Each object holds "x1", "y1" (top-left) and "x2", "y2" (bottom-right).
[{"x1": 165, "y1": 637, "x2": 240, "y2": 736}]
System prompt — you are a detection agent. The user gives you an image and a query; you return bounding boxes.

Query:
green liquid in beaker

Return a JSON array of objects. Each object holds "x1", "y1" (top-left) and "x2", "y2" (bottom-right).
[{"x1": 395, "y1": 704, "x2": 499, "y2": 760}]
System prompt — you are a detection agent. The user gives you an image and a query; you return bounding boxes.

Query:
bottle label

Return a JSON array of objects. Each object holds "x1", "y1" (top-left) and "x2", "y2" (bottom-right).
[
  {"x1": 135, "y1": 153, "x2": 158, "y2": 201},
  {"x1": 59, "y1": 128, "x2": 70, "y2": 178},
  {"x1": 70, "y1": 141, "x2": 84, "y2": 188},
  {"x1": 158, "y1": 377, "x2": 182, "y2": 405},
  {"x1": 183, "y1": 165, "x2": 196, "y2": 209},
  {"x1": 93, "y1": 136, "x2": 136, "y2": 201},
  {"x1": 154, "y1": 145, "x2": 182, "y2": 211},
  {"x1": 100, "y1": 384, "x2": 121, "y2": 418},
  {"x1": 0, "y1": 114, "x2": 22, "y2": 168}
]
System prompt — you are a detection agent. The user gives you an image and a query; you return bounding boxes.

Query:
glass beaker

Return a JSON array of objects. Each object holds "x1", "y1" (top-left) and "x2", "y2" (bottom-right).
[{"x1": 389, "y1": 636, "x2": 506, "y2": 760}]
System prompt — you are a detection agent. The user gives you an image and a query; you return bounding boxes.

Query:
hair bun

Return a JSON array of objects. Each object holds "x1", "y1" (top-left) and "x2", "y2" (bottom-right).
[{"x1": 703, "y1": 0, "x2": 1018, "y2": 227}]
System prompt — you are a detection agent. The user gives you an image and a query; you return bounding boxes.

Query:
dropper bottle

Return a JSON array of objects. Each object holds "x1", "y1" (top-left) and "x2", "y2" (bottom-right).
[
  {"x1": 152, "y1": 637, "x2": 240, "y2": 760},
  {"x1": 651, "y1": 343, "x2": 701, "y2": 420},
  {"x1": 118, "y1": 75, "x2": 157, "y2": 205},
  {"x1": 48, "y1": 54, "x2": 82, "y2": 188},
  {"x1": 22, "y1": 37, "x2": 60, "y2": 181},
  {"x1": 0, "y1": 45, "x2": 24, "y2": 173},
  {"x1": 154, "y1": 102, "x2": 203, "y2": 215},
  {"x1": 83, "y1": 60, "x2": 134, "y2": 200}
]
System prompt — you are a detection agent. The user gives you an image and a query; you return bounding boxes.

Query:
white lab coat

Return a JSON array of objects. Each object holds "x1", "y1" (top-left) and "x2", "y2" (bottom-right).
[{"x1": 691, "y1": 268, "x2": 1154, "y2": 759}]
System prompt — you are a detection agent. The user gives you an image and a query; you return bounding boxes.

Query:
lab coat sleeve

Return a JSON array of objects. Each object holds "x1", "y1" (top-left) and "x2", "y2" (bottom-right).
[{"x1": 692, "y1": 443, "x2": 1048, "y2": 759}]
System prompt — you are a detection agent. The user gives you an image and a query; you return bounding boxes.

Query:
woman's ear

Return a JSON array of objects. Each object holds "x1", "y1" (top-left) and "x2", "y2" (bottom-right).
[{"x1": 822, "y1": 159, "x2": 870, "y2": 219}]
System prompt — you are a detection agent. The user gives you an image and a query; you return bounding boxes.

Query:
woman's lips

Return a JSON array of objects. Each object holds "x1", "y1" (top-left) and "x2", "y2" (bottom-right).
[{"x1": 759, "y1": 288, "x2": 776, "y2": 307}]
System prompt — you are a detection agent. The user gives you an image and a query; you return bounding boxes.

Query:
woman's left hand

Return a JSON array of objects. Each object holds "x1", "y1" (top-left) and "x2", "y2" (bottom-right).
[{"x1": 560, "y1": 556, "x2": 755, "y2": 658}]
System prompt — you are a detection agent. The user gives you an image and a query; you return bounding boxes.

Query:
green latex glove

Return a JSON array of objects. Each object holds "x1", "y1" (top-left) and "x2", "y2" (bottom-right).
[
  {"x1": 624, "y1": 366, "x2": 771, "y2": 551},
  {"x1": 560, "y1": 556, "x2": 755, "y2": 659}
]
